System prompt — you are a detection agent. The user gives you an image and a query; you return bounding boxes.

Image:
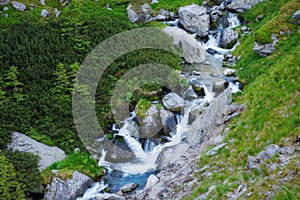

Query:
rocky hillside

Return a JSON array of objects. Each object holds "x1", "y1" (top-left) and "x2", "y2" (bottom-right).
[{"x1": 0, "y1": 0, "x2": 299, "y2": 199}]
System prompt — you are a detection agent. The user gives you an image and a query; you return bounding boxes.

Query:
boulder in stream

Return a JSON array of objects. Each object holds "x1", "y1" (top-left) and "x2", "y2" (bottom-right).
[
  {"x1": 220, "y1": 28, "x2": 238, "y2": 49},
  {"x1": 178, "y1": 4, "x2": 210, "y2": 37},
  {"x1": 45, "y1": 171, "x2": 93, "y2": 200},
  {"x1": 162, "y1": 92, "x2": 185, "y2": 112},
  {"x1": 163, "y1": 26, "x2": 206, "y2": 64}
]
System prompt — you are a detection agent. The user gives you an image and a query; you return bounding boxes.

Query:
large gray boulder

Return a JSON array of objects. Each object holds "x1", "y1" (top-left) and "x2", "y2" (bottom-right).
[
  {"x1": 12, "y1": 1, "x2": 26, "y2": 11},
  {"x1": 0, "y1": 0, "x2": 9, "y2": 5},
  {"x1": 178, "y1": 4, "x2": 210, "y2": 37},
  {"x1": 226, "y1": 0, "x2": 264, "y2": 13},
  {"x1": 163, "y1": 26, "x2": 206, "y2": 64},
  {"x1": 7, "y1": 132, "x2": 66, "y2": 171},
  {"x1": 253, "y1": 34, "x2": 278, "y2": 57},
  {"x1": 45, "y1": 171, "x2": 93, "y2": 200},
  {"x1": 162, "y1": 92, "x2": 185, "y2": 112},
  {"x1": 188, "y1": 89, "x2": 232, "y2": 148},
  {"x1": 220, "y1": 28, "x2": 238, "y2": 48},
  {"x1": 139, "y1": 104, "x2": 162, "y2": 138},
  {"x1": 94, "y1": 194, "x2": 125, "y2": 200}
]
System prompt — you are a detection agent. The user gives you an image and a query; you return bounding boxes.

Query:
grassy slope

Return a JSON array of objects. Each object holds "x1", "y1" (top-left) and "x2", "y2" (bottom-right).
[{"x1": 186, "y1": 0, "x2": 300, "y2": 199}]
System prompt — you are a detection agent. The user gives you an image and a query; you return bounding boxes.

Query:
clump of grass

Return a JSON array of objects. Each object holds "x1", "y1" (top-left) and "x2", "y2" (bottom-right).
[{"x1": 41, "y1": 152, "x2": 105, "y2": 183}]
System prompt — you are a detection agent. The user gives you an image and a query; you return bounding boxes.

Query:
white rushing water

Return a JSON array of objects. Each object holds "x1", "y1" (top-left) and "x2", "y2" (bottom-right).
[{"x1": 77, "y1": 181, "x2": 108, "y2": 200}]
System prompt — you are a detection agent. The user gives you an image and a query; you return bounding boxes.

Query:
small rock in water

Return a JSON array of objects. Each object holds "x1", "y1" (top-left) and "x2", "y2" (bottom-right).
[
  {"x1": 120, "y1": 183, "x2": 139, "y2": 193},
  {"x1": 162, "y1": 92, "x2": 185, "y2": 112},
  {"x1": 224, "y1": 68, "x2": 237, "y2": 76},
  {"x1": 182, "y1": 85, "x2": 198, "y2": 100},
  {"x1": 207, "y1": 48, "x2": 217, "y2": 54}
]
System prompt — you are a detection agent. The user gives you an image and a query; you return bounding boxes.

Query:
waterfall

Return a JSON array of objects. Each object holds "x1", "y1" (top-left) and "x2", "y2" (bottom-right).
[
  {"x1": 205, "y1": 31, "x2": 221, "y2": 49},
  {"x1": 227, "y1": 13, "x2": 241, "y2": 28},
  {"x1": 117, "y1": 121, "x2": 144, "y2": 154},
  {"x1": 144, "y1": 139, "x2": 155, "y2": 152},
  {"x1": 200, "y1": 82, "x2": 215, "y2": 102},
  {"x1": 77, "y1": 181, "x2": 108, "y2": 200}
]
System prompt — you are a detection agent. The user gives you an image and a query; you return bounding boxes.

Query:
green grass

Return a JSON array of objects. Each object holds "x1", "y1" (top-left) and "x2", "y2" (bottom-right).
[
  {"x1": 41, "y1": 152, "x2": 105, "y2": 183},
  {"x1": 188, "y1": 0, "x2": 300, "y2": 198}
]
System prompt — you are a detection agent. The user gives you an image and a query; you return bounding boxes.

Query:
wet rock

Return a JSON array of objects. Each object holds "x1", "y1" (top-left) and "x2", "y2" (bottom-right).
[
  {"x1": 7, "y1": 132, "x2": 66, "y2": 171},
  {"x1": 163, "y1": 26, "x2": 206, "y2": 64},
  {"x1": 223, "y1": 68, "x2": 237, "y2": 76},
  {"x1": 291, "y1": 10, "x2": 300, "y2": 25},
  {"x1": 226, "y1": 0, "x2": 264, "y2": 13},
  {"x1": 0, "y1": 0, "x2": 9, "y2": 5},
  {"x1": 220, "y1": 28, "x2": 238, "y2": 48},
  {"x1": 218, "y1": 16, "x2": 229, "y2": 28},
  {"x1": 12, "y1": 1, "x2": 26, "y2": 11},
  {"x1": 182, "y1": 85, "x2": 198, "y2": 100},
  {"x1": 120, "y1": 183, "x2": 138, "y2": 193},
  {"x1": 253, "y1": 34, "x2": 278, "y2": 57},
  {"x1": 207, "y1": 48, "x2": 218, "y2": 54},
  {"x1": 162, "y1": 92, "x2": 185, "y2": 112},
  {"x1": 45, "y1": 171, "x2": 93, "y2": 200},
  {"x1": 178, "y1": 4, "x2": 210, "y2": 37},
  {"x1": 127, "y1": 3, "x2": 153, "y2": 23},
  {"x1": 160, "y1": 107, "x2": 177, "y2": 134},
  {"x1": 41, "y1": 9, "x2": 48, "y2": 18}
]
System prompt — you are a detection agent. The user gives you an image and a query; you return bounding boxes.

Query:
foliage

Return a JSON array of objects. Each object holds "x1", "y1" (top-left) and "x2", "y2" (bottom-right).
[
  {"x1": 0, "y1": 151, "x2": 26, "y2": 199},
  {"x1": 5, "y1": 150, "x2": 43, "y2": 194}
]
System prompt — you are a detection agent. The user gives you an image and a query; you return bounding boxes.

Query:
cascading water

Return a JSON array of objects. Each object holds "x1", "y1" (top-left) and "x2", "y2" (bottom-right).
[{"x1": 79, "y1": 3, "x2": 242, "y2": 199}]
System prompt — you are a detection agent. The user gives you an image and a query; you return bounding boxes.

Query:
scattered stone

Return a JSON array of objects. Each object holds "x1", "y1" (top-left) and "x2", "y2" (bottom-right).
[
  {"x1": 3, "y1": 7, "x2": 9, "y2": 11},
  {"x1": 151, "y1": 0, "x2": 159, "y2": 4},
  {"x1": 3, "y1": 13, "x2": 8, "y2": 17},
  {"x1": 30, "y1": 4, "x2": 34, "y2": 10},
  {"x1": 162, "y1": 92, "x2": 185, "y2": 112},
  {"x1": 226, "y1": 0, "x2": 264, "y2": 13},
  {"x1": 12, "y1": 1, "x2": 26, "y2": 11},
  {"x1": 55, "y1": 8, "x2": 61, "y2": 18},
  {"x1": 253, "y1": 34, "x2": 278, "y2": 57},
  {"x1": 120, "y1": 183, "x2": 139, "y2": 193},
  {"x1": 0, "y1": 0, "x2": 9, "y2": 5},
  {"x1": 199, "y1": 164, "x2": 210, "y2": 172},
  {"x1": 178, "y1": 4, "x2": 210, "y2": 37},
  {"x1": 208, "y1": 185, "x2": 217, "y2": 192},
  {"x1": 45, "y1": 171, "x2": 93, "y2": 200},
  {"x1": 7, "y1": 132, "x2": 66, "y2": 171},
  {"x1": 255, "y1": 14, "x2": 263, "y2": 22},
  {"x1": 223, "y1": 68, "x2": 237, "y2": 76},
  {"x1": 291, "y1": 10, "x2": 300, "y2": 25},
  {"x1": 220, "y1": 28, "x2": 238, "y2": 48},
  {"x1": 241, "y1": 26, "x2": 247, "y2": 31},
  {"x1": 41, "y1": 9, "x2": 48, "y2": 18},
  {"x1": 127, "y1": 3, "x2": 153, "y2": 23},
  {"x1": 163, "y1": 26, "x2": 206, "y2": 64},
  {"x1": 40, "y1": 0, "x2": 45, "y2": 6},
  {"x1": 206, "y1": 143, "x2": 227, "y2": 156}
]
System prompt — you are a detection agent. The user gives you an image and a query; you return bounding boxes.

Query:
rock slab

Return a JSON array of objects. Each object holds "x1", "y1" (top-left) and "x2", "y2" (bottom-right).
[{"x1": 8, "y1": 132, "x2": 66, "y2": 171}]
